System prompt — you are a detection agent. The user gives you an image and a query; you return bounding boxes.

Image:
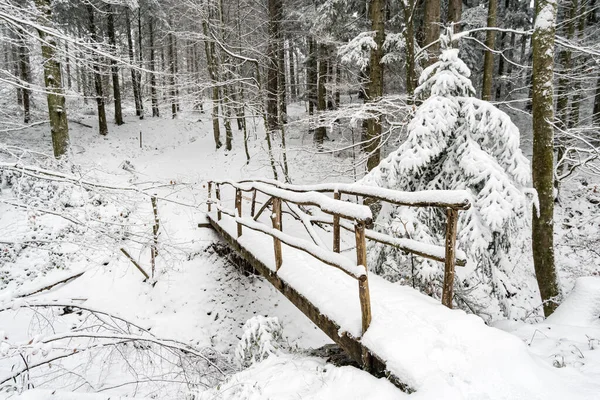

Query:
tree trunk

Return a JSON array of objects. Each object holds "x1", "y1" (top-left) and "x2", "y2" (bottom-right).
[
  {"x1": 266, "y1": 0, "x2": 282, "y2": 138},
  {"x1": 307, "y1": 37, "x2": 318, "y2": 126},
  {"x1": 202, "y1": 19, "x2": 221, "y2": 149},
  {"x1": 126, "y1": 10, "x2": 143, "y2": 118},
  {"x1": 567, "y1": 3, "x2": 587, "y2": 129},
  {"x1": 481, "y1": 0, "x2": 498, "y2": 101},
  {"x1": 402, "y1": 0, "x2": 417, "y2": 99},
  {"x1": 315, "y1": 43, "x2": 327, "y2": 145},
  {"x1": 87, "y1": 4, "x2": 108, "y2": 136},
  {"x1": 17, "y1": 30, "x2": 31, "y2": 124},
  {"x1": 107, "y1": 5, "x2": 124, "y2": 125},
  {"x1": 531, "y1": 0, "x2": 560, "y2": 317},
  {"x1": 593, "y1": 75, "x2": 600, "y2": 125},
  {"x1": 288, "y1": 41, "x2": 296, "y2": 101},
  {"x1": 447, "y1": 0, "x2": 462, "y2": 32},
  {"x1": 423, "y1": 0, "x2": 440, "y2": 66},
  {"x1": 555, "y1": 0, "x2": 577, "y2": 128},
  {"x1": 65, "y1": 41, "x2": 71, "y2": 90},
  {"x1": 149, "y1": 15, "x2": 159, "y2": 117},
  {"x1": 366, "y1": 0, "x2": 385, "y2": 171},
  {"x1": 34, "y1": 0, "x2": 69, "y2": 158},
  {"x1": 137, "y1": 7, "x2": 145, "y2": 118},
  {"x1": 335, "y1": 63, "x2": 341, "y2": 108},
  {"x1": 278, "y1": 38, "x2": 287, "y2": 124},
  {"x1": 168, "y1": 18, "x2": 177, "y2": 119}
]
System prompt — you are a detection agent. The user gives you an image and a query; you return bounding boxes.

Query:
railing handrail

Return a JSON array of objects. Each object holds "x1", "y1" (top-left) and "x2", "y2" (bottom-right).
[
  {"x1": 211, "y1": 179, "x2": 373, "y2": 223},
  {"x1": 214, "y1": 204, "x2": 367, "y2": 279},
  {"x1": 238, "y1": 178, "x2": 472, "y2": 210}
]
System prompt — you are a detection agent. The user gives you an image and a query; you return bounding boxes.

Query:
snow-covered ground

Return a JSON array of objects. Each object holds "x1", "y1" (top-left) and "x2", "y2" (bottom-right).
[{"x1": 1, "y1": 100, "x2": 599, "y2": 399}]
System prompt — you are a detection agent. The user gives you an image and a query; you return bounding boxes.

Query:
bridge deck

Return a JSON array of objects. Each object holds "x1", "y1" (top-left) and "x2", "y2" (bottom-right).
[{"x1": 207, "y1": 211, "x2": 571, "y2": 398}]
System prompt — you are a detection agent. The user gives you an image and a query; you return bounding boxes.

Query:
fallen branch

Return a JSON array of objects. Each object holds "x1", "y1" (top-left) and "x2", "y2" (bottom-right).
[
  {"x1": 120, "y1": 248, "x2": 150, "y2": 280},
  {"x1": 15, "y1": 271, "x2": 85, "y2": 298},
  {"x1": 68, "y1": 119, "x2": 93, "y2": 128}
]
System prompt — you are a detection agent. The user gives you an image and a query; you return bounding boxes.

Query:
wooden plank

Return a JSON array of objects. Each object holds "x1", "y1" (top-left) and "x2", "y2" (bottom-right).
[
  {"x1": 354, "y1": 222, "x2": 371, "y2": 334},
  {"x1": 235, "y1": 189, "x2": 243, "y2": 237},
  {"x1": 272, "y1": 197, "x2": 283, "y2": 271},
  {"x1": 253, "y1": 197, "x2": 273, "y2": 221},
  {"x1": 333, "y1": 192, "x2": 341, "y2": 253},
  {"x1": 250, "y1": 189, "x2": 257, "y2": 217},
  {"x1": 207, "y1": 182, "x2": 212, "y2": 212},
  {"x1": 216, "y1": 184, "x2": 222, "y2": 221},
  {"x1": 237, "y1": 178, "x2": 471, "y2": 210},
  {"x1": 310, "y1": 215, "x2": 467, "y2": 267},
  {"x1": 207, "y1": 215, "x2": 411, "y2": 392},
  {"x1": 214, "y1": 180, "x2": 372, "y2": 223},
  {"x1": 442, "y1": 208, "x2": 459, "y2": 308}
]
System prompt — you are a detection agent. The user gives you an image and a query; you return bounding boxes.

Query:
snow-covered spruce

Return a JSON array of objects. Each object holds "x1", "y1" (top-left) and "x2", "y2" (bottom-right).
[
  {"x1": 235, "y1": 316, "x2": 285, "y2": 368},
  {"x1": 362, "y1": 43, "x2": 531, "y2": 321}
]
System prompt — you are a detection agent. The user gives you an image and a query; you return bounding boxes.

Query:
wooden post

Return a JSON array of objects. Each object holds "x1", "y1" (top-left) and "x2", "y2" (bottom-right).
[
  {"x1": 235, "y1": 188, "x2": 242, "y2": 237},
  {"x1": 272, "y1": 197, "x2": 283, "y2": 271},
  {"x1": 333, "y1": 191, "x2": 341, "y2": 253},
  {"x1": 150, "y1": 196, "x2": 159, "y2": 279},
  {"x1": 355, "y1": 220, "x2": 372, "y2": 371},
  {"x1": 355, "y1": 222, "x2": 371, "y2": 333},
  {"x1": 442, "y1": 208, "x2": 459, "y2": 308},
  {"x1": 250, "y1": 189, "x2": 257, "y2": 217},
  {"x1": 216, "y1": 184, "x2": 221, "y2": 221},
  {"x1": 207, "y1": 181, "x2": 212, "y2": 212}
]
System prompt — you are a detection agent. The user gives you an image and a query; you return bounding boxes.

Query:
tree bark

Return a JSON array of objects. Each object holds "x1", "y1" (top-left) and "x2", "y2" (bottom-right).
[
  {"x1": 137, "y1": 7, "x2": 145, "y2": 118},
  {"x1": 315, "y1": 43, "x2": 327, "y2": 145},
  {"x1": 202, "y1": 19, "x2": 221, "y2": 149},
  {"x1": 307, "y1": 37, "x2": 318, "y2": 125},
  {"x1": 148, "y1": 15, "x2": 159, "y2": 117},
  {"x1": 366, "y1": 0, "x2": 385, "y2": 171},
  {"x1": 266, "y1": 0, "x2": 282, "y2": 138},
  {"x1": 288, "y1": 41, "x2": 296, "y2": 101},
  {"x1": 107, "y1": 5, "x2": 124, "y2": 125},
  {"x1": 567, "y1": 3, "x2": 587, "y2": 129},
  {"x1": 593, "y1": 75, "x2": 600, "y2": 125},
  {"x1": 423, "y1": 0, "x2": 440, "y2": 66},
  {"x1": 278, "y1": 38, "x2": 287, "y2": 124},
  {"x1": 402, "y1": 0, "x2": 417, "y2": 98},
  {"x1": 17, "y1": 29, "x2": 31, "y2": 124},
  {"x1": 481, "y1": 0, "x2": 498, "y2": 101},
  {"x1": 531, "y1": 0, "x2": 561, "y2": 317},
  {"x1": 87, "y1": 4, "x2": 108, "y2": 136},
  {"x1": 34, "y1": 0, "x2": 69, "y2": 158},
  {"x1": 126, "y1": 10, "x2": 143, "y2": 118},
  {"x1": 447, "y1": 0, "x2": 462, "y2": 32},
  {"x1": 555, "y1": 0, "x2": 577, "y2": 128},
  {"x1": 168, "y1": 18, "x2": 177, "y2": 119}
]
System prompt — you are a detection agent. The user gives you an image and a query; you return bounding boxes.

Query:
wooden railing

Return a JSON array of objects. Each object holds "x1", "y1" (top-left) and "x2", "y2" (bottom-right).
[{"x1": 206, "y1": 179, "x2": 471, "y2": 335}]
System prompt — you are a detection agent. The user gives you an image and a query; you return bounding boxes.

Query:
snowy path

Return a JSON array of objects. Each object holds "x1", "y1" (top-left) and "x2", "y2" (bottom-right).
[{"x1": 210, "y1": 211, "x2": 599, "y2": 400}]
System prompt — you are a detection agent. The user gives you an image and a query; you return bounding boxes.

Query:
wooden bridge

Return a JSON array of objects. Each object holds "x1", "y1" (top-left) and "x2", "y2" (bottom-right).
[{"x1": 204, "y1": 179, "x2": 471, "y2": 390}]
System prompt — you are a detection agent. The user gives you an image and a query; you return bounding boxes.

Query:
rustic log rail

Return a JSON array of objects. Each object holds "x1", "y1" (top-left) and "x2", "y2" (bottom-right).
[{"x1": 206, "y1": 179, "x2": 470, "y2": 332}]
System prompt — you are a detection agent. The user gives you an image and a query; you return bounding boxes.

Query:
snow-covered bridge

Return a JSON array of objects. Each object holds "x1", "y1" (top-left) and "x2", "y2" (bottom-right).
[
  {"x1": 203, "y1": 180, "x2": 595, "y2": 398},
  {"x1": 204, "y1": 179, "x2": 473, "y2": 388}
]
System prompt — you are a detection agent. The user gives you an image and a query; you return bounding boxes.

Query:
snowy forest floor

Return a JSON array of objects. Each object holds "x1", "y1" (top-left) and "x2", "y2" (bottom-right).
[{"x1": 0, "y1": 98, "x2": 599, "y2": 399}]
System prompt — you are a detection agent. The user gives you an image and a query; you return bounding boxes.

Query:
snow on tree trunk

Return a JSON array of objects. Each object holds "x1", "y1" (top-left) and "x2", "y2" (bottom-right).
[
  {"x1": 362, "y1": 40, "x2": 531, "y2": 321},
  {"x1": 531, "y1": 0, "x2": 561, "y2": 317},
  {"x1": 34, "y1": 0, "x2": 69, "y2": 158}
]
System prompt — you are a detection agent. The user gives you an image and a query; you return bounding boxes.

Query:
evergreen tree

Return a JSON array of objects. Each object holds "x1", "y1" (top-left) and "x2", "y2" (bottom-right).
[{"x1": 362, "y1": 41, "x2": 531, "y2": 320}]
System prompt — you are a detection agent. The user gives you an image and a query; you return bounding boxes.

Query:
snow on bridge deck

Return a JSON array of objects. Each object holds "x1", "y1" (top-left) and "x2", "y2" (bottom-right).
[{"x1": 207, "y1": 211, "x2": 595, "y2": 400}]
